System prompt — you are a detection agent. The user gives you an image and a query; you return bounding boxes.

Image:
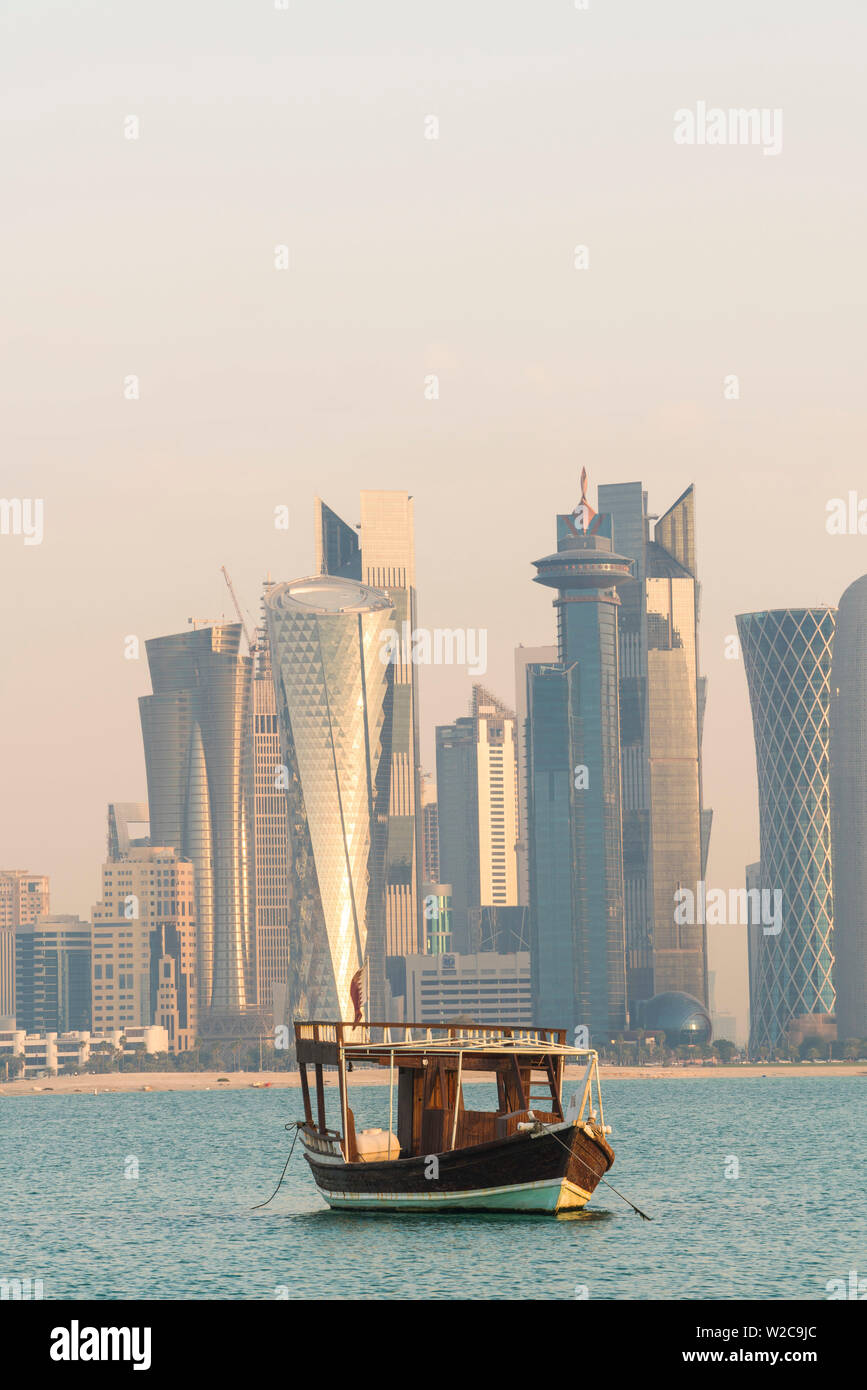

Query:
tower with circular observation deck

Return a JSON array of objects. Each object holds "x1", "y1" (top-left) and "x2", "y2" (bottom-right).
[{"x1": 526, "y1": 471, "x2": 632, "y2": 1042}]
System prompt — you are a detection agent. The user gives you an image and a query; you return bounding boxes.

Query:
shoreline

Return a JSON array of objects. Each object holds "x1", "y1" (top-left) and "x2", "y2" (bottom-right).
[{"x1": 2, "y1": 1062, "x2": 866, "y2": 1096}]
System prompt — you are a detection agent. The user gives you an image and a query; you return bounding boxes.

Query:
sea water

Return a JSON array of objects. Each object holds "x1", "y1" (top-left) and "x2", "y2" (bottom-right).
[{"x1": 1, "y1": 1078, "x2": 863, "y2": 1300}]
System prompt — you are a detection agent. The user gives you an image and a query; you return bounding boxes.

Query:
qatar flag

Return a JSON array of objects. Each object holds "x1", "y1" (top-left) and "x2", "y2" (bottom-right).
[
  {"x1": 349, "y1": 964, "x2": 366, "y2": 1025},
  {"x1": 574, "y1": 466, "x2": 598, "y2": 533}
]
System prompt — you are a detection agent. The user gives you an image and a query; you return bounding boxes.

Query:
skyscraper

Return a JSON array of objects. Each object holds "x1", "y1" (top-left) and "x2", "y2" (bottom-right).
[
  {"x1": 0, "y1": 930, "x2": 13, "y2": 1023},
  {"x1": 829, "y1": 574, "x2": 867, "y2": 1042},
  {"x1": 514, "y1": 644, "x2": 556, "y2": 906},
  {"x1": 597, "y1": 481, "x2": 710, "y2": 1011},
  {"x1": 737, "y1": 607, "x2": 836, "y2": 1052},
  {"x1": 139, "y1": 623, "x2": 255, "y2": 1022},
  {"x1": 106, "y1": 804, "x2": 149, "y2": 860},
  {"x1": 527, "y1": 471, "x2": 631, "y2": 1040},
  {"x1": 435, "y1": 717, "x2": 477, "y2": 951},
  {"x1": 316, "y1": 491, "x2": 422, "y2": 956},
  {"x1": 91, "y1": 846, "x2": 197, "y2": 1051},
  {"x1": 251, "y1": 588, "x2": 291, "y2": 1018},
  {"x1": 0, "y1": 870, "x2": 51, "y2": 1022},
  {"x1": 436, "y1": 686, "x2": 520, "y2": 954},
  {"x1": 315, "y1": 499, "x2": 361, "y2": 580},
  {"x1": 745, "y1": 860, "x2": 763, "y2": 1041},
  {"x1": 472, "y1": 686, "x2": 519, "y2": 914},
  {"x1": 15, "y1": 915, "x2": 91, "y2": 1034},
  {"x1": 467, "y1": 904, "x2": 529, "y2": 955},
  {"x1": 265, "y1": 574, "x2": 395, "y2": 1022},
  {"x1": 420, "y1": 772, "x2": 440, "y2": 883}
]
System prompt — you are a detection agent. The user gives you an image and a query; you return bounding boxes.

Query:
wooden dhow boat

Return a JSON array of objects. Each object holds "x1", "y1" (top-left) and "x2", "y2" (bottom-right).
[{"x1": 294, "y1": 1021, "x2": 614, "y2": 1214}]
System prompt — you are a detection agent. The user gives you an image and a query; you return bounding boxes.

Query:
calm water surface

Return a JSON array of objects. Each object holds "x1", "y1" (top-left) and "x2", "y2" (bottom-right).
[{"x1": 2, "y1": 1078, "x2": 864, "y2": 1299}]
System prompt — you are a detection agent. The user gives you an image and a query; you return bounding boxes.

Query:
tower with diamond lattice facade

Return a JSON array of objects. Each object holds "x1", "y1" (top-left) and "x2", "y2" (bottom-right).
[
  {"x1": 265, "y1": 575, "x2": 395, "y2": 1024},
  {"x1": 737, "y1": 607, "x2": 837, "y2": 1052}
]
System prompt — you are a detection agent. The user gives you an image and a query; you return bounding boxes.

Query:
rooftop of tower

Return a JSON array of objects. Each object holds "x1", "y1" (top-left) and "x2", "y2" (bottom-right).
[
  {"x1": 264, "y1": 573, "x2": 392, "y2": 616},
  {"x1": 470, "y1": 684, "x2": 515, "y2": 719},
  {"x1": 532, "y1": 466, "x2": 635, "y2": 591}
]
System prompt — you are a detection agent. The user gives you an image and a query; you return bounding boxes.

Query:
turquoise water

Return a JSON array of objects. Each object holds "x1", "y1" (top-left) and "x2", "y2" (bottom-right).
[{"x1": 1, "y1": 1078, "x2": 863, "y2": 1300}]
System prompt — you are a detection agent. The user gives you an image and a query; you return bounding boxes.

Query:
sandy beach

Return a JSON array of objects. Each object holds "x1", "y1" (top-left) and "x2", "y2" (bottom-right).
[{"x1": 2, "y1": 1062, "x2": 866, "y2": 1096}]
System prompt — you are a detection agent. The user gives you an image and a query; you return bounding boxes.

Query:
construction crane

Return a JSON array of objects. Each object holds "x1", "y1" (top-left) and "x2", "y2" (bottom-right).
[
  {"x1": 186, "y1": 616, "x2": 224, "y2": 630},
  {"x1": 220, "y1": 566, "x2": 258, "y2": 655}
]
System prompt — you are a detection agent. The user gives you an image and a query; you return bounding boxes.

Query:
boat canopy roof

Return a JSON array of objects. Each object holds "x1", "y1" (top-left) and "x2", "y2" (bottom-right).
[
  {"x1": 294, "y1": 1021, "x2": 597, "y2": 1067},
  {"x1": 343, "y1": 1036, "x2": 594, "y2": 1060}
]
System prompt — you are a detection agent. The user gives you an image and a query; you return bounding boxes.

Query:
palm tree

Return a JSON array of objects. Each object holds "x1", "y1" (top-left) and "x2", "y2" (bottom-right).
[{"x1": 798, "y1": 1033, "x2": 825, "y2": 1062}]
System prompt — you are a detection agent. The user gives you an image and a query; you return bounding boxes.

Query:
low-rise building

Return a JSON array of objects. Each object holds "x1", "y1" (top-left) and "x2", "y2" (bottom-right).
[
  {"x1": 400, "y1": 951, "x2": 532, "y2": 1028},
  {"x1": 0, "y1": 1026, "x2": 169, "y2": 1078}
]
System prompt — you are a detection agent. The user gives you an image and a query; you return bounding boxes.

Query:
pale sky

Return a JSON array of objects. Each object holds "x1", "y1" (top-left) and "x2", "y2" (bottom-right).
[{"x1": 3, "y1": 0, "x2": 866, "y2": 1040}]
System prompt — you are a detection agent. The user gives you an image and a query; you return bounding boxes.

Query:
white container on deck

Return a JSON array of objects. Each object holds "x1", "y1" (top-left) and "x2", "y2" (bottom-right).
[{"x1": 354, "y1": 1128, "x2": 400, "y2": 1162}]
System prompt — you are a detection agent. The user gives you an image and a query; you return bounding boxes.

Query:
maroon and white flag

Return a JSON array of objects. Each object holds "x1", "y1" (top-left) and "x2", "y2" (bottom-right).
[
  {"x1": 575, "y1": 466, "x2": 597, "y2": 533},
  {"x1": 349, "y1": 964, "x2": 366, "y2": 1025}
]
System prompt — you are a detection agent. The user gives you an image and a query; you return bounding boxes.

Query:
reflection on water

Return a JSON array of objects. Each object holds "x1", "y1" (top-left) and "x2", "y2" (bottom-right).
[{"x1": 555, "y1": 1208, "x2": 612, "y2": 1223}]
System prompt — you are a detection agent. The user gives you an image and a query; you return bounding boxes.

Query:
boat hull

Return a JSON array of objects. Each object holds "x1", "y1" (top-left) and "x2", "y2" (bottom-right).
[{"x1": 301, "y1": 1121, "x2": 613, "y2": 1214}]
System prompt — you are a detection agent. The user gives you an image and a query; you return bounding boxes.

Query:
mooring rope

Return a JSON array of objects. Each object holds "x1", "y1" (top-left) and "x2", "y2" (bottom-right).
[
  {"x1": 251, "y1": 1121, "x2": 302, "y2": 1209},
  {"x1": 532, "y1": 1116, "x2": 653, "y2": 1220}
]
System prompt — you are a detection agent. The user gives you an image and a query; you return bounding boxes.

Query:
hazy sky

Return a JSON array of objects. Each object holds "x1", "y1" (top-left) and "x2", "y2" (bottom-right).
[{"x1": 3, "y1": 1, "x2": 866, "y2": 1039}]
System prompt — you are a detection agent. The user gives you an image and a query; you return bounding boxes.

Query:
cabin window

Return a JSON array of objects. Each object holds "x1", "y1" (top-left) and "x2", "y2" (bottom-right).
[{"x1": 459, "y1": 1078, "x2": 500, "y2": 1113}]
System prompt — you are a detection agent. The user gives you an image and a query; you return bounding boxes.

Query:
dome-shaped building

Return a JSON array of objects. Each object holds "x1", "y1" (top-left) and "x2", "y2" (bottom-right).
[{"x1": 640, "y1": 991, "x2": 712, "y2": 1047}]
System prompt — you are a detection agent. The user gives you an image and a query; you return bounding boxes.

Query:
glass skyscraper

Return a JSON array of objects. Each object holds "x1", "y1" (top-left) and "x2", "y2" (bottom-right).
[
  {"x1": 737, "y1": 607, "x2": 836, "y2": 1052},
  {"x1": 597, "y1": 482, "x2": 710, "y2": 1013},
  {"x1": 514, "y1": 644, "x2": 557, "y2": 907},
  {"x1": 420, "y1": 772, "x2": 440, "y2": 884},
  {"x1": 436, "y1": 686, "x2": 520, "y2": 954},
  {"x1": 316, "y1": 491, "x2": 422, "y2": 956},
  {"x1": 251, "y1": 587, "x2": 291, "y2": 1018},
  {"x1": 265, "y1": 575, "x2": 395, "y2": 1023},
  {"x1": 435, "y1": 714, "x2": 479, "y2": 953},
  {"x1": 15, "y1": 915, "x2": 91, "y2": 1034},
  {"x1": 139, "y1": 623, "x2": 255, "y2": 1021},
  {"x1": 527, "y1": 473, "x2": 631, "y2": 1041},
  {"x1": 829, "y1": 574, "x2": 867, "y2": 1041},
  {"x1": 315, "y1": 499, "x2": 361, "y2": 580}
]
